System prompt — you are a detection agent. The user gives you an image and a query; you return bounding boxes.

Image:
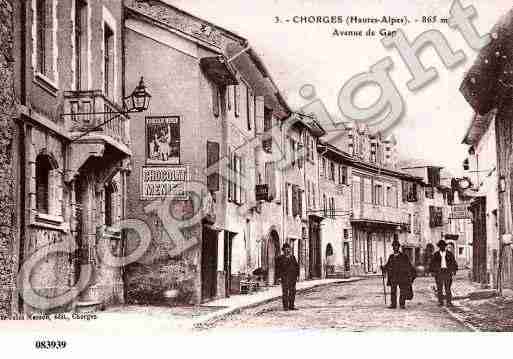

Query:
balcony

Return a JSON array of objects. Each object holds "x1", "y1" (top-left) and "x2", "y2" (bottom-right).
[
  {"x1": 63, "y1": 90, "x2": 130, "y2": 149},
  {"x1": 351, "y1": 202, "x2": 408, "y2": 228}
]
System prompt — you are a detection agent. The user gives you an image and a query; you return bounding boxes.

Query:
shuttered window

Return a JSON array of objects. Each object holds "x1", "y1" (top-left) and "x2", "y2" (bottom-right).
[
  {"x1": 36, "y1": 154, "x2": 51, "y2": 214},
  {"x1": 246, "y1": 87, "x2": 253, "y2": 130},
  {"x1": 234, "y1": 84, "x2": 240, "y2": 117},
  {"x1": 264, "y1": 161, "x2": 276, "y2": 200},
  {"x1": 212, "y1": 83, "x2": 220, "y2": 117},
  {"x1": 207, "y1": 141, "x2": 220, "y2": 192}
]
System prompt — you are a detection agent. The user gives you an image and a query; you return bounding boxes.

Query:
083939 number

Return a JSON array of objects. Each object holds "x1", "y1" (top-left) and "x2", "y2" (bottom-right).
[{"x1": 34, "y1": 340, "x2": 67, "y2": 350}]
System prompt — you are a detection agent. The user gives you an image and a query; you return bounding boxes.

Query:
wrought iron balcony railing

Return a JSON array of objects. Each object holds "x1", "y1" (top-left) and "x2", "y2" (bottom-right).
[{"x1": 63, "y1": 90, "x2": 130, "y2": 146}]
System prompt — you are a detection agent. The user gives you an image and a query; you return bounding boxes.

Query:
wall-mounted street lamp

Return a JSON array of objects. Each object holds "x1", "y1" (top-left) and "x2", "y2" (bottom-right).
[
  {"x1": 68, "y1": 77, "x2": 151, "y2": 143},
  {"x1": 122, "y1": 77, "x2": 152, "y2": 113},
  {"x1": 499, "y1": 175, "x2": 507, "y2": 193}
]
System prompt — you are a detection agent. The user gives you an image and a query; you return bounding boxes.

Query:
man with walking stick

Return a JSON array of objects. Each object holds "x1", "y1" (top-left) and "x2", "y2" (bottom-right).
[
  {"x1": 381, "y1": 239, "x2": 416, "y2": 309},
  {"x1": 380, "y1": 258, "x2": 387, "y2": 305}
]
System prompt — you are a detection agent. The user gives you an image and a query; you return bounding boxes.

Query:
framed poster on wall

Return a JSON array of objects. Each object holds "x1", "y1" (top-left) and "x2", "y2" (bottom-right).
[{"x1": 146, "y1": 116, "x2": 180, "y2": 164}]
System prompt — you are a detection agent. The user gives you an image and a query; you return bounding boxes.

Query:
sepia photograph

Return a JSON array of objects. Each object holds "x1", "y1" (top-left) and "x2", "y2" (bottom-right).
[{"x1": 1, "y1": 0, "x2": 513, "y2": 356}]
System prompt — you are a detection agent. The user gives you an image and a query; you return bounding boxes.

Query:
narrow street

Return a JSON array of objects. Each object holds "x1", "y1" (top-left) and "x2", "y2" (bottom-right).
[{"x1": 199, "y1": 276, "x2": 469, "y2": 331}]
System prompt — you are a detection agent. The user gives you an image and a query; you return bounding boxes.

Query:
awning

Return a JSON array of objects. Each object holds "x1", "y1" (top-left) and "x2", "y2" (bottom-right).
[
  {"x1": 200, "y1": 56, "x2": 239, "y2": 86},
  {"x1": 350, "y1": 218, "x2": 402, "y2": 229}
]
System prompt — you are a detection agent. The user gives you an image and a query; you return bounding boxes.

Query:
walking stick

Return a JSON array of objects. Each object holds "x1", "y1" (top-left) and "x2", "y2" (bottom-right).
[{"x1": 380, "y1": 258, "x2": 387, "y2": 305}]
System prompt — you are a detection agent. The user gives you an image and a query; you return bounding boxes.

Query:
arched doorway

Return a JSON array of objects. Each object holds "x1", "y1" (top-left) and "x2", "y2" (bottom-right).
[{"x1": 264, "y1": 230, "x2": 280, "y2": 285}]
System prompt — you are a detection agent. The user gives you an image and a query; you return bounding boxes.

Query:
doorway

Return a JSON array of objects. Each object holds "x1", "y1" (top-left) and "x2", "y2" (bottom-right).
[
  {"x1": 267, "y1": 230, "x2": 280, "y2": 285},
  {"x1": 223, "y1": 231, "x2": 234, "y2": 296},
  {"x1": 343, "y1": 242, "x2": 350, "y2": 272},
  {"x1": 309, "y1": 219, "x2": 322, "y2": 278},
  {"x1": 201, "y1": 226, "x2": 218, "y2": 302}
]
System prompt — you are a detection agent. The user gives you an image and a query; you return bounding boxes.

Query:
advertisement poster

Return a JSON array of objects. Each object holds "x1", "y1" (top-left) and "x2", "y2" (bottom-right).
[{"x1": 146, "y1": 116, "x2": 180, "y2": 164}]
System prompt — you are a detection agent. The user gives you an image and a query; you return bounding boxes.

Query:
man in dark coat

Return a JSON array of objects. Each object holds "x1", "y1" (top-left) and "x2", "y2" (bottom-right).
[
  {"x1": 429, "y1": 240, "x2": 458, "y2": 307},
  {"x1": 382, "y1": 239, "x2": 416, "y2": 309},
  {"x1": 276, "y1": 243, "x2": 300, "y2": 310}
]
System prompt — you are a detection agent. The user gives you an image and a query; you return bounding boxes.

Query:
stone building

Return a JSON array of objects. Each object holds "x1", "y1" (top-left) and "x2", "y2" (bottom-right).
[
  {"x1": 122, "y1": 0, "x2": 297, "y2": 304},
  {"x1": 316, "y1": 123, "x2": 420, "y2": 275},
  {"x1": 3, "y1": 0, "x2": 131, "y2": 315},
  {"x1": 0, "y1": 0, "x2": 17, "y2": 319},
  {"x1": 462, "y1": 111, "x2": 500, "y2": 286},
  {"x1": 317, "y1": 143, "x2": 352, "y2": 278}
]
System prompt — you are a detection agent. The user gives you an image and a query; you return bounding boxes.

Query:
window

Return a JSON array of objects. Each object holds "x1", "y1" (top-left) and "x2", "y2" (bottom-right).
[
  {"x1": 104, "y1": 181, "x2": 118, "y2": 227},
  {"x1": 323, "y1": 193, "x2": 327, "y2": 217},
  {"x1": 321, "y1": 157, "x2": 326, "y2": 177},
  {"x1": 228, "y1": 149, "x2": 245, "y2": 204},
  {"x1": 343, "y1": 229, "x2": 349, "y2": 239},
  {"x1": 429, "y1": 206, "x2": 443, "y2": 227},
  {"x1": 207, "y1": 141, "x2": 220, "y2": 192},
  {"x1": 290, "y1": 138, "x2": 296, "y2": 166},
  {"x1": 74, "y1": 0, "x2": 87, "y2": 90},
  {"x1": 373, "y1": 184, "x2": 383, "y2": 205},
  {"x1": 212, "y1": 83, "x2": 220, "y2": 117},
  {"x1": 352, "y1": 176, "x2": 361, "y2": 204},
  {"x1": 425, "y1": 186, "x2": 434, "y2": 199},
  {"x1": 234, "y1": 84, "x2": 240, "y2": 117},
  {"x1": 104, "y1": 24, "x2": 114, "y2": 98},
  {"x1": 458, "y1": 247, "x2": 464, "y2": 256},
  {"x1": 263, "y1": 107, "x2": 273, "y2": 153},
  {"x1": 329, "y1": 161, "x2": 335, "y2": 181},
  {"x1": 363, "y1": 177, "x2": 372, "y2": 203},
  {"x1": 36, "y1": 154, "x2": 51, "y2": 214},
  {"x1": 402, "y1": 181, "x2": 418, "y2": 202},
  {"x1": 264, "y1": 161, "x2": 276, "y2": 200},
  {"x1": 35, "y1": 152, "x2": 60, "y2": 216},
  {"x1": 246, "y1": 87, "x2": 253, "y2": 130},
  {"x1": 36, "y1": 0, "x2": 47, "y2": 75}
]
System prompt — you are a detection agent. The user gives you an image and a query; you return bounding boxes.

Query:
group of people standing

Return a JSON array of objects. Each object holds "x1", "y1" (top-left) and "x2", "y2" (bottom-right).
[
  {"x1": 382, "y1": 238, "x2": 458, "y2": 308},
  {"x1": 275, "y1": 239, "x2": 458, "y2": 311}
]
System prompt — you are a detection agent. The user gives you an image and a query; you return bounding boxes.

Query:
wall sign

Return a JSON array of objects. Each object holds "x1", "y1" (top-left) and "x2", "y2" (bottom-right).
[
  {"x1": 450, "y1": 204, "x2": 471, "y2": 219},
  {"x1": 141, "y1": 165, "x2": 188, "y2": 200},
  {"x1": 146, "y1": 116, "x2": 180, "y2": 165}
]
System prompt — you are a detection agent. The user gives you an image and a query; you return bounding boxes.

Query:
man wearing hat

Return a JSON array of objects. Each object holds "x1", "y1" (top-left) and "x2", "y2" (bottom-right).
[
  {"x1": 382, "y1": 239, "x2": 416, "y2": 309},
  {"x1": 429, "y1": 240, "x2": 458, "y2": 307},
  {"x1": 276, "y1": 242, "x2": 300, "y2": 310}
]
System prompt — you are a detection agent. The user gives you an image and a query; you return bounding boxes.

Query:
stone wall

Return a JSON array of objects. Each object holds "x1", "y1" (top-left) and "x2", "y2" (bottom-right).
[{"x1": 0, "y1": 0, "x2": 16, "y2": 318}]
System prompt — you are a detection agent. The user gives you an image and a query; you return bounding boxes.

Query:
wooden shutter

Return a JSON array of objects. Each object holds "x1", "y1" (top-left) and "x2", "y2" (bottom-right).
[
  {"x1": 227, "y1": 86, "x2": 232, "y2": 111},
  {"x1": 207, "y1": 141, "x2": 220, "y2": 192},
  {"x1": 255, "y1": 96, "x2": 265, "y2": 133},
  {"x1": 240, "y1": 155, "x2": 246, "y2": 204},
  {"x1": 234, "y1": 84, "x2": 240, "y2": 117},
  {"x1": 212, "y1": 83, "x2": 220, "y2": 117},
  {"x1": 228, "y1": 148, "x2": 233, "y2": 201},
  {"x1": 246, "y1": 87, "x2": 253, "y2": 130},
  {"x1": 265, "y1": 161, "x2": 276, "y2": 200},
  {"x1": 292, "y1": 185, "x2": 299, "y2": 217}
]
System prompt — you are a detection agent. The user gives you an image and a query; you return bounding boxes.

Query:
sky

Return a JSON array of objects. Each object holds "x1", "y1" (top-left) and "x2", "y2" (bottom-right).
[{"x1": 163, "y1": 0, "x2": 512, "y2": 175}]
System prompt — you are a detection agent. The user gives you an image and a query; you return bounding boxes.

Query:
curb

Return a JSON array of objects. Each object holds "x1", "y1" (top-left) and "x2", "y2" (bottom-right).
[
  {"x1": 192, "y1": 277, "x2": 362, "y2": 328},
  {"x1": 443, "y1": 305, "x2": 480, "y2": 332}
]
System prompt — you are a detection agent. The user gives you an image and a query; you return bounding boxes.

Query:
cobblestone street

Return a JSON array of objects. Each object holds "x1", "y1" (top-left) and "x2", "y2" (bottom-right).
[{"x1": 199, "y1": 276, "x2": 470, "y2": 331}]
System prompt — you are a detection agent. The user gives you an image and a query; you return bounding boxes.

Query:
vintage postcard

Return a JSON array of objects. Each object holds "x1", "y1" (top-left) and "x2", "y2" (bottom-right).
[{"x1": 1, "y1": 0, "x2": 512, "y2": 355}]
